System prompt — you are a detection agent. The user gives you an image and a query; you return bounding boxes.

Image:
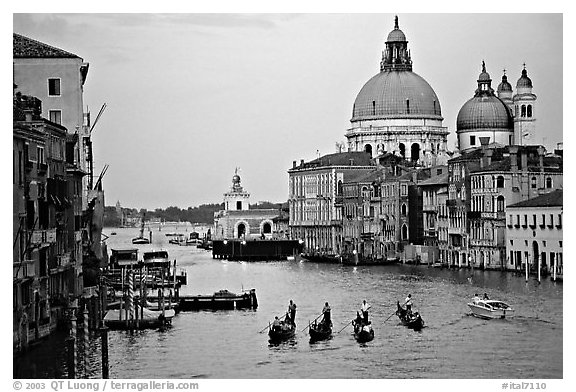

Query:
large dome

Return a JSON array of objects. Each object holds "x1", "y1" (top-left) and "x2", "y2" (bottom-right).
[
  {"x1": 351, "y1": 71, "x2": 443, "y2": 121},
  {"x1": 456, "y1": 96, "x2": 513, "y2": 131}
]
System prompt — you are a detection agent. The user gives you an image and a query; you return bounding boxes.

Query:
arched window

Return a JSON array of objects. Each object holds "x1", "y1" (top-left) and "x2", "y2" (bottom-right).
[
  {"x1": 399, "y1": 143, "x2": 406, "y2": 158},
  {"x1": 337, "y1": 180, "x2": 343, "y2": 195},
  {"x1": 262, "y1": 222, "x2": 271, "y2": 234},
  {"x1": 364, "y1": 144, "x2": 372, "y2": 157},
  {"x1": 515, "y1": 105, "x2": 518, "y2": 116},
  {"x1": 496, "y1": 176, "x2": 504, "y2": 188},
  {"x1": 497, "y1": 195, "x2": 505, "y2": 212},
  {"x1": 546, "y1": 177, "x2": 552, "y2": 189},
  {"x1": 531, "y1": 176, "x2": 537, "y2": 189},
  {"x1": 527, "y1": 105, "x2": 532, "y2": 118},
  {"x1": 401, "y1": 203, "x2": 407, "y2": 216},
  {"x1": 410, "y1": 143, "x2": 420, "y2": 162},
  {"x1": 237, "y1": 223, "x2": 246, "y2": 238},
  {"x1": 521, "y1": 105, "x2": 526, "y2": 117},
  {"x1": 401, "y1": 224, "x2": 408, "y2": 240}
]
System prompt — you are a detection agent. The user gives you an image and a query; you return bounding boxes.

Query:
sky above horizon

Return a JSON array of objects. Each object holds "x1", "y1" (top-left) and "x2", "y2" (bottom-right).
[{"x1": 12, "y1": 13, "x2": 563, "y2": 210}]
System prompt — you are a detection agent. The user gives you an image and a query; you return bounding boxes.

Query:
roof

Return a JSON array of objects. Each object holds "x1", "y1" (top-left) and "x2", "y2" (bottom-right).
[
  {"x1": 507, "y1": 190, "x2": 562, "y2": 208},
  {"x1": 13, "y1": 33, "x2": 80, "y2": 59},
  {"x1": 470, "y1": 154, "x2": 563, "y2": 174},
  {"x1": 456, "y1": 95, "x2": 513, "y2": 132},
  {"x1": 418, "y1": 172, "x2": 449, "y2": 186},
  {"x1": 290, "y1": 152, "x2": 374, "y2": 171},
  {"x1": 352, "y1": 70, "x2": 442, "y2": 121}
]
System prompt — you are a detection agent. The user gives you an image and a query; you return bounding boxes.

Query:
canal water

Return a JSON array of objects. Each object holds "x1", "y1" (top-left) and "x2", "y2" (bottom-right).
[{"x1": 14, "y1": 227, "x2": 563, "y2": 379}]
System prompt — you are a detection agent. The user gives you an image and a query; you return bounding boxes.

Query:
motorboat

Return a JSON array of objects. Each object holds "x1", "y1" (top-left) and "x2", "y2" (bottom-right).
[{"x1": 467, "y1": 299, "x2": 514, "y2": 319}]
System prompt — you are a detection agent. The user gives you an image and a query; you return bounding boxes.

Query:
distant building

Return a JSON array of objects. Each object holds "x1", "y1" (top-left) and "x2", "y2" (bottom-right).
[
  {"x1": 288, "y1": 152, "x2": 374, "y2": 254},
  {"x1": 506, "y1": 190, "x2": 563, "y2": 279},
  {"x1": 457, "y1": 62, "x2": 538, "y2": 151},
  {"x1": 214, "y1": 171, "x2": 282, "y2": 240},
  {"x1": 346, "y1": 16, "x2": 449, "y2": 166}
]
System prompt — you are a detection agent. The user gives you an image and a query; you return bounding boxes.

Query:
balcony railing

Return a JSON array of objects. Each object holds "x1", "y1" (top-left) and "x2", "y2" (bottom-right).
[
  {"x1": 423, "y1": 204, "x2": 438, "y2": 212},
  {"x1": 30, "y1": 228, "x2": 57, "y2": 245},
  {"x1": 13, "y1": 260, "x2": 36, "y2": 280}
]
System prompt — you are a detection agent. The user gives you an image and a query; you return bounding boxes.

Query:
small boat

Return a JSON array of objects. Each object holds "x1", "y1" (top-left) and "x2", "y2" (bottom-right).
[
  {"x1": 395, "y1": 301, "x2": 425, "y2": 330},
  {"x1": 132, "y1": 215, "x2": 150, "y2": 244},
  {"x1": 103, "y1": 308, "x2": 175, "y2": 330},
  {"x1": 352, "y1": 319, "x2": 374, "y2": 343},
  {"x1": 467, "y1": 300, "x2": 514, "y2": 319},
  {"x1": 309, "y1": 320, "x2": 332, "y2": 342},
  {"x1": 268, "y1": 319, "x2": 296, "y2": 343}
]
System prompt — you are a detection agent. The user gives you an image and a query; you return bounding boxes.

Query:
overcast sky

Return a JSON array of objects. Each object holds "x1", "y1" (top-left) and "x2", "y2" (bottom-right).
[{"x1": 12, "y1": 13, "x2": 563, "y2": 210}]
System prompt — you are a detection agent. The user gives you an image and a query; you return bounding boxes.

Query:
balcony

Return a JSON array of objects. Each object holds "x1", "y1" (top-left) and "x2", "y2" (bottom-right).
[
  {"x1": 30, "y1": 228, "x2": 57, "y2": 246},
  {"x1": 467, "y1": 211, "x2": 481, "y2": 220},
  {"x1": 448, "y1": 227, "x2": 465, "y2": 235},
  {"x1": 423, "y1": 204, "x2": 438, "y2": 213},
  {"x1": 470, "y1": 239, "x2": 494, "y2": 247},
  {"x1": 13, "y1": 260, "x2": 36, "y2": 280},
  {"x1": 480, "y1": 211, "x2": 506, "y2": 220},
  {"x1": 446, "y1": 200, "x2": 457, "y2": 207}
]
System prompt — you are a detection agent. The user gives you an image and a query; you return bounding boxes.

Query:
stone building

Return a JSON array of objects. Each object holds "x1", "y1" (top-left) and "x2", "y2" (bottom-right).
[
  {"x1": 346, "y1": 16, "x2": 449, "y2": 166},
  {"x1": 506, "y1": 190, "x2": 563, "y2": 280},
  {"x1": 468, "y1": 146, "x2": 563, "y2": 270},
  {"x1": 214, "y1": 171, "x2": 281, "y2": 240},
  {"x1": 13, "y1": 93, "x2": 84, "y2": 352},
  {"x1": 288, "y1": 152, "x2": 374, "y2": 254},
  {"x1": 419, "y1": 166, "x2": 449, "y2": 251},
  {"x1": 457, "y1": 62, "x2": 538, "y2": 151}
]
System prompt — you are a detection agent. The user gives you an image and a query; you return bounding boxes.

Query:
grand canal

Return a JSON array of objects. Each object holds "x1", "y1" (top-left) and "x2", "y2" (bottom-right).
[{"x1": 15, "y1": 227, "x2": 563, "y2": 379}]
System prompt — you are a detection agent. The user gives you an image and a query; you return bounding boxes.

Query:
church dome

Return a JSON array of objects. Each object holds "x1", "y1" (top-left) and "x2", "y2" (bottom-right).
[
  {"x1": 456, "y1": 96, "x2": 513, "y2": 131},
  {"x1": 457, "y1": 61, "x2": 513, "y2": 132},
  {"x1": 516, "y1": 68, "x2": 533, "y2": 88},
  {"x1": 387, "y1": 28, "x2": 406, "y2": 42},
  {"x1": 497, "y1": 74, "x2": 513, "y2": 93},
  {"x1": 352, "y1": 70, "x2": 442, "y2": 121}
]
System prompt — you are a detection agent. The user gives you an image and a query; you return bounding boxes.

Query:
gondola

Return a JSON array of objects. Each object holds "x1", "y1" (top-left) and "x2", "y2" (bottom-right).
[
  {"x1": 308, "y1": 320, "x2": 332, "y2": 342},
  {"x1": 395, "y1": 301, "x2": 425, "y2": 331},
  {"x1": 268, "y1": 320, "x2": 296, "y2": 343},
  {"x1": 352, "y1": 320, "x2": 374, "y2": 343}
]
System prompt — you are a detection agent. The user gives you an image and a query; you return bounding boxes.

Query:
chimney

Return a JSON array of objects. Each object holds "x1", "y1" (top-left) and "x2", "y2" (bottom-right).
[
  {"x1": 537, "y1": 146, "x2": 545, "y2": 173},
  {"x1": 412, "y1": 171, "x2": 418, "y2": 184},
  {"x1": 520, "y1": 150, "x2": 528, "y2": 172},
  {"x1": 293, "y1": 160, "x2": 296, "y2": 169},
  {"x1": 509, "y1": 146, "x2": 518, "y2": 172},
  {"x1": 300, "y1": 159, "x2": 304, "y2": 166},
  {"x1": 484, "y1": 148, "x2": 493, "y2": 167},
  {"x1": 349, "y1": 159, "x2": 354, "y2": 166}
]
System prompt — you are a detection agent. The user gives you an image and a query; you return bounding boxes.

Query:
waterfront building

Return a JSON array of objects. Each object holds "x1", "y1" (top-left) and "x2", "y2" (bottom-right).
[
  {"x1": 288, "y1": 152, "x2": 374, "y2": 254},
  {"x1": 13, "y1": 34, "x2": 94, "y2": 206},
  {"x1": 214, "y1": 171, "x2": 281, "y2": 240},
  {"x1": 506, "y1": 190, "x2": 563, "y2": 279},
  {"x1": 13, "y1": 93, "x2": 84, "y2": 352},
  {"x1": 469, "y1": 146, "x2": 563, "y2": 270},
  {"x1": 346, "y1": 16, "x2": 449, "y2": 166},
  {"x1": 419, "y1": 166, "x2": 449, "y2": 253}
]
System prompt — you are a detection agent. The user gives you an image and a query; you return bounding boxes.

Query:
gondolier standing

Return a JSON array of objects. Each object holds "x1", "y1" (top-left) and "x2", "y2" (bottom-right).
[
  {"x1": 288, "y1": 300, "x2": 297, "y2": 326},
  {"x1": 322, "y1": 302, "x2": 332, "y2": 326},
  {"x1": 405, "y1": 294, "x2": 413, "y2": 314},
  {"x1": 360, "y1": 300, "x2": 370, "y2": 324}
]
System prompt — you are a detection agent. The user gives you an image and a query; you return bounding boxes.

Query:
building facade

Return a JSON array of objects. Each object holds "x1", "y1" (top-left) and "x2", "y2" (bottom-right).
[
  {"x1": 288, "y1": 152, "x2": 374, "y2": 254},
  {"x1": 346, "y1": 16, "x2": 449, "y2": 167},
  {"x1": 214, "y1": 172, "x2": 281, "y2": 240},
  {"x1": 506, "y1": 190, "x2": 562, "y2": 280}
]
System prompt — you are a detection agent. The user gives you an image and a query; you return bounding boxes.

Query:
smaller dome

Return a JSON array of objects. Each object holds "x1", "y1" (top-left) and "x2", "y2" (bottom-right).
[
  {"x1": 477, "y1": 61, "x2": 491, "y2": 82},
  {"x1": 516, "y1": 68, "x2": 533, "y2": 88},
  {"x1": 387, "y1": 29, "x2": 406, "y2": 42},
  {"x1": 232, "y1": 174, "x2": 240, "y2": 184},
  {"x1": 497, "y1": 74, "x2": 513, "y2": 93},
  {"x1": 386, "y1": 15, "x2": 407, "y2": 42},
  {"x1": 456, "y1": 96, "x2": 513, "y2": 132}
]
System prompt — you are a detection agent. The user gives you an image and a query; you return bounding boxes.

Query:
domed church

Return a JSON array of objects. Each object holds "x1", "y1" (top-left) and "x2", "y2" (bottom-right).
[
  {"x1": 456, "y1": 62, "x2": 537, "y2": 150},
  {"x1": 346, "y1": 16, "x2": 449, "y2": 167}
]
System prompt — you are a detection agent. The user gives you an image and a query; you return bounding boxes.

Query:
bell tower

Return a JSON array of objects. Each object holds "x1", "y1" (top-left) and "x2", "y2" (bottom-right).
[
  {"x1": 223, "y1": 168, "x2": 250, "y2": 211},
  {"x1": 513, "y1": 65, "x2": 537, "y2": 145}
]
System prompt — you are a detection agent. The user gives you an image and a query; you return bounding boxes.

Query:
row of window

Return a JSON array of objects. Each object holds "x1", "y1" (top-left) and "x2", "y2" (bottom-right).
[
  {"x1": 515, "y1": 104, "x2": 533, "y2": 118},
  {"x1": 507, "y1": 213, "x2": 562, "y2": 228},
  {"x1": 509, "y1": 240, "x2": 562, "y2": 248}
]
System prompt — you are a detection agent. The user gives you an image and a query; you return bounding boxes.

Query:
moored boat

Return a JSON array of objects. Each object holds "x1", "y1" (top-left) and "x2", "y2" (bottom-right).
[
  {"x1": 395, "y1": 301, "x2": 425, "y2": 330},
  {"x1": 308, "y1": 320, "x2": 332, "y2": 342},
  {"x1": 103, "y1": 307, "x2": 175, "y2": 330},
  {"x1": 467, "y1": 300, "x2": 514, "y2": 319},
  {"x1": 176, "y1": 289, "x2": 258, "y2": 311}
]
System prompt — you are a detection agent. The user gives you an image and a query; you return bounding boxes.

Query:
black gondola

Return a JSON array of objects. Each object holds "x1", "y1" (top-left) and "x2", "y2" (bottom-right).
[
  {"x1": 395, "y1": 301, "x2": 425, "y2": 331},
  {"x1": 309, "y1": 320, "x2": 332, "y2": 342},
  {"x1": 352, "y1": 319, "x2": 374, "y2": 343},
  {"x1": 268, "y1": 320, "x2": 296, "y2": 343}
]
